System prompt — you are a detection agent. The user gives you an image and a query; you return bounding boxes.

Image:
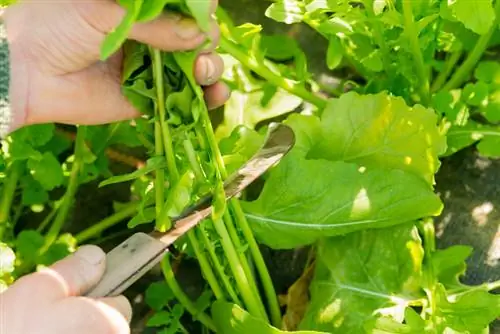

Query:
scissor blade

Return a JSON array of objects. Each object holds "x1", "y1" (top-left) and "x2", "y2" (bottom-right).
[{"x1": 85, "y1": 123, "x2": 295, "y2": 298}]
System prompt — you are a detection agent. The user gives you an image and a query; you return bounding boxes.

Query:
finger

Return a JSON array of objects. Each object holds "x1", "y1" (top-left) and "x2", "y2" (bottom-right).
[
  {"x1": 97, "y1": 296, "x2": 133, "y2": 323},
  {"x1": 79, "y1": 0, "x2": 219, "y2": 53},
  {"x1": 204, "y1": 81, "x2": 231, "y2": 110},
  {"x1": 3, "y1": 245, "x2": 106, "y2": 304},
  {"x1": 41, "y1": 297, "x2": 131, "y2": 334},
  {"x1": 194, "y1": 52, "x2": 225, "y2": 86}
]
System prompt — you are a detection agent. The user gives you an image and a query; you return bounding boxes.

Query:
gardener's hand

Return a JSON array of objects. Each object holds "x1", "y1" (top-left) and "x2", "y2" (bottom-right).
[
  {"x1": 2, "y1": 0, "x2": 229, "y2": 133},
  {"x1": 0, "y1": 245, "x2": 131, "y2": 334}
]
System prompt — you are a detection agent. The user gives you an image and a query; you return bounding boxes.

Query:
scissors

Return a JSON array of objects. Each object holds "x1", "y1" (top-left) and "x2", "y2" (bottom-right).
[{"x1": 85, "y1": 123, "x2": 295, "y2": 298}]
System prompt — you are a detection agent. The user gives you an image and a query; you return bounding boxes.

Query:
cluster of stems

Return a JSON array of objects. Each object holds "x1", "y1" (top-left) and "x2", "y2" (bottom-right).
[{"x1": 148, "y1": 47, "x2": 282, "y2": 329}]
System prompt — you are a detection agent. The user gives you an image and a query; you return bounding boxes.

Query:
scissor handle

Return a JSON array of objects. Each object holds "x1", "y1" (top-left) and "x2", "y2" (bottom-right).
[{"x1": 85, "y1": 233, "x2": 168, "y2": 298}]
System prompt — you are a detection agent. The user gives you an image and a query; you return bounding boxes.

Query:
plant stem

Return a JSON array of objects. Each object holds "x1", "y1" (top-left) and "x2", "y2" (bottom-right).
[
  {"x1": 402, "y1": 0, "x2": 430, "y2": 105},
  {"x1": 197, "y1": 225, "x2": 242, "y2": 304},
  {"x1": 0, "y1": 161, "x2": 22, "y2": 240},
  {"x1": 431, "y1": 50, "x2": 462, "y2": 93},
  {"x1": 44, "y1": 127, "x2": 85, "y2": 249},
  {"x1": 75, "y1": 202, "x2": 139, "y2": 243},
  {"x1": 161, "y1": 256, "x2": 216, "y2": 332},
  {"x1": 441, "y1": 0, "x2": 500, "y2": 91},
  {"x1": 219, "y1": 37, "x2": 327, "y2": 110},
  {"x1": 151, "y1": 48, "x2": 179, "y2": 182},
  {"x1": 37, "y1": 206, "x2": 58, "y2": 233},
  {"x1": 183, "y1": 137, "x2": 205, "y2": 181},
  {"x1": 186, "y1": 229, "x2": 225, "y2": 300}
]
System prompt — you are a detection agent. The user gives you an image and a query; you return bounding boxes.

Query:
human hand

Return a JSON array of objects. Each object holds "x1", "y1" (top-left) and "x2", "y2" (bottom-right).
[
  {"x1": 2, "y1": 0, "x2": 229, "y2": 133},
  {"x1": 0, "y1": 245, "x2": 132, "y2": 334}
]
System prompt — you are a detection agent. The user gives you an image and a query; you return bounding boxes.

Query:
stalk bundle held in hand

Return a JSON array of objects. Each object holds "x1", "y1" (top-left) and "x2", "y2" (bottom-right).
[{"x1": 98, "y1": 0, "x2": 282, "y2": 330}]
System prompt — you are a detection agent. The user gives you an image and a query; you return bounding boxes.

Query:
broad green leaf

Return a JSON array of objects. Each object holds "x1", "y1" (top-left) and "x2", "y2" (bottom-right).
[
  {"x1": 474, "y1": 61, "x2": 500, "y2": 84},
  {"x1": 145, "y1": 281, "x2": 175, "y2": 311},
  {"x1": 462, "y1": 82, "x2": 490, "y2": 107},
  {"x1": 0, "y1": 243, "x2": 15, "y2": 276},
  {"x1": 10, "y1": 123, "x2": 55, "y2": 148},
  {"x1": 219, "y1": 125, "x2": 265, "y2": 174},
  {"x1": 215, "y1": 89, "x2": 302, "y2": 140},
  {"x1": 211, "y1": 301, "x2": 328, "y2": 334},
  {"x1": 100, "y1": 0, "x2": 144, "y2": 60},
  {"x1": 309, "y1": 92, "x2": 447, "y2": 185},
  {"x1": 432, "y1": 285, "x2": 500, "y2": 333},
  {"x1": 265, "y1": 0, "x2": 304, "y2": 24},
  {"x1": 445, "y1": 121, "x2": 500, "y2": 157},
  {"x1": 15, "y1": 230, "x2": 45, "y2": 265},
  {"x1": 448, "y1": 0, "x2": 496, "y2": 35},
  {"x1": 185, "y1": 0, "x2": 212, "y2": 32},
  {"x1": 432, "y1": 90, "x2": 469, "y2": 126},
  {"x1": 5, "y1": 140, "x2": 42, "y2": 161},
  {"x1": 483, "y1": 90, "x2": 500, "y2": 123},
  {"x1": 27, "y1": 152, "x2": 64, "y2": 191},
  {"x1": 326, "y1": 36, "x2": 343, "y2": 70},
  {"x1": 298, "y1": 224, "x2": 424, "y2": 333},
  {"x1": 147, "y1": 311, "x2": 173, "y2": 327},
  {"x1": 99, "y1": 156, "x2": 167, "y2": 187},
  {"x1": 431, "y1": 245, "x2": 472, "y2": 289},
  {"x1": 243, "y1": 157, "x2": 443, "y2": 249},
  {"x1": 21, "y1": 175, "x2": 49, "y2": 205}
]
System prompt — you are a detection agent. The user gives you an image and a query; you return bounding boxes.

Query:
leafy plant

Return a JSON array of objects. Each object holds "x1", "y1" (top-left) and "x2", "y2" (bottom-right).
[{"x1": 1, "y1": 0, "x2": 500, "y2": 333}]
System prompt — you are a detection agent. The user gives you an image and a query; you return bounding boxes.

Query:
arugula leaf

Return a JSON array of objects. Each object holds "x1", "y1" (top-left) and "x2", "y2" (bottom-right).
[
  {"x1": 243, "y1": 157, "x2": 443, "y2": 249},
  {"x1": 27, "y1": 152, "x2": 64, "y2": 191},
  {"x1": 445, "y1": 121, "x2": 500, "y2": 157},
  {"x1": 219, "y1": 125, "x2": 265, "y2": 174},
  {"x1": 137, "y1": 0, "x2": 180, "y2": 22},
  {"x1": 99, "y1": 156, "x2": 167, "y2": 187},
  {"x1": 308, "y1": 92, "x2": 447, "y2": 185},
  {"x1": 211, "y1": 301, "x2": 328, "y2": 334},
  {"x1": 446, "y1": 0, "x2": 496, "y2": 35},
  {"x1": 100, "y1": 0, "x2": 144, "y2": 60},
  {"x1": 265, "y1": 0, "x2": 305, "y2": 24},
  {"x1": 431, "y1": 245, "x2": 472, "y2": 289},
  {"x1": 298, "y1": 223, "x2": 424, "y2": 333}
]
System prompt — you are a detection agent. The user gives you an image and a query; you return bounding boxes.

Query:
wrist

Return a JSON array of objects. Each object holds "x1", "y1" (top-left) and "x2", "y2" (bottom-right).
[{"x1": 0, "y1": 8, "x2": 29, "y2": 138}]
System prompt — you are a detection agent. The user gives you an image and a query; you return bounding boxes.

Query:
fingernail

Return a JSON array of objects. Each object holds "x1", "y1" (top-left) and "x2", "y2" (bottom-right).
[
  {"x1": 75, "y1": 245, "x2": 105, "y2": 266},
  {"x1": 174, "y1": 17, "x2": 203, "y2": 40},
  {"x1": 203, "y1": 57, "x2": 216, "y2": 85}
]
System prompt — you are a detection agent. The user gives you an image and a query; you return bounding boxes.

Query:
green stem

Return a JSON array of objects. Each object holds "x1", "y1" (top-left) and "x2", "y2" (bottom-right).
[
  {"x1": 151, "y1": 48, "x2": 179, "y2": 182},
  {"x1": 183, "y1": 137, "x2": 205, "y2": 181},
  {"x1": 0, "y1": 161, "x2": 22, "y2": 240},
  {"x1": 219, "y1": 37, "x2": 327, "y2": 110},
  {"x1": 197, "y1": 225, "x2": 242, "y2": 304},
  {"x1": 431, "y1": 50, "x2": 462, "y2": 93},
  {"x1": 37, "y1": 206, "x2": 58, "y2": 233},
  {"x1": 43, "y1": 127, "x2": 85, "y2": 249},
  {"x1": 154, "y1": 119, "x2": 165, "y2": 217},
  {"x1": 75, "y1": 203, "x2": 139, "y2": 244},
  {"x1": 212, "y1": 217, "x2": 268, "y2": 321},
  {"x1": 441, "y1": 1, "x2": 500, "y2": 91},
  {"x1": 161, "y1": 256, "x2": 216, "y2": 332},
  {"x1": 186, "y1": 229, "x2": 225, "y2": 300},
  {"x1": 402, "y1": 0, "x2": 430, "y2": 105}
]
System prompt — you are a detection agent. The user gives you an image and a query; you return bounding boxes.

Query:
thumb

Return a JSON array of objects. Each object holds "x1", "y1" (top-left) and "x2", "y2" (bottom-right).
[{"x1": 8, "y1": 245, "x2": 107, "y2": 303}]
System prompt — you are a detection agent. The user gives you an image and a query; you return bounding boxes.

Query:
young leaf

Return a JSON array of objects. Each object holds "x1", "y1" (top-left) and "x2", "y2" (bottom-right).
[
  {"x1": 99, "y1": 156, "x2": 167, "y2": 187},
  {"x1": 431, "y1": 245, "x2": 472, "y2": 289},
  {"x1": 137, "y1": 0, "x2": 180, "y2": 22},
  {"x1": 27, "y1": 152, "x2": 64, "y2": 191},
  {"x1": 308, "y1": 92, "x2": 447, "y2": 185},
  {"x1": 447, "y1": 0, "x2": 496, "y2": 35},
  {"x1": 211, "y1": 301, "x2": 328, "y2": 334},
  {"x1": 298, "y1": 224, "x2": 424, "y2": 333},
  {"x1": 242, "y1": 158, "x2": 443, "y2": 249},
  {"x1": 100, "y1": 0, "x2": 144, "y2": 60},
  {"x1": 326, "y1": 36, "x2": 342, "y2": 70},
  {"x1": 265, "y1": 0, "x2": 304, "y2": 24}
]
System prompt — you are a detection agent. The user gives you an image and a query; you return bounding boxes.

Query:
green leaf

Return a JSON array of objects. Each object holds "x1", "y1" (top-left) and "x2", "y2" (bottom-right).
[
  {"x1": 6, "y1": 139, "x2": 42, "y2": 161},
  {"x1": 10, "y1": 123, "x2": 55, "y2": 148},
  {"x1": 431, "y1": 245, "x2": 472, "y2": 289},
  {"x1": 137, "y1": 0, "x2": 179, "y2": 22},
  {"x1": 433, "y1": 285, "x2": 500, "y2": 333},
  {"x1": 474, "y1": 61, "x2": 500, "y2": 84},
  {"x1": 219, "y1": 125, "x2": 265, "y2": 175},
  {"x1": 99, "y1": 156, "x2": 167, "y2": 187},
  {"x1": 185, "y1": 0, "x2": 212, "y2": 32},
  {"x1": 147, "y1": 311, "x2": 173, "y2": 327},
  {"x1": 243, "y1": 158, "x2": 443, "y2": 249},
  {"x1": 432, "y1": 90, "x2": 469, "y2": 126},
  {"x1": 145, "y1": 281, "x2": 175, "y2": 311},
  {"x1": 100, "y1": 0, "x2": 144, "y2": 60},
  {"x1": 326, "y1": 36, "x2": 343, "y2": 70},
  {"x1": 128, "y1": 207, "x2": 157, "y2": 228},
  {"x1": 157, "y1": 171, "x2": 195, "y2": 231},
  {"x1": 27, "y1": 152, "x2": 64, "y2": 191},
  {"x1": 448, "y1": 0, "x2": 496, "y2": 35},
  {"x1": 212, "y1": 301, "x2": 328, "y2": 334},
  {"x1": 15, "y1": 230, "x2": 45, "y2": 265},
  {"x1": 309, "y1": 92, "x2": 447, "y2": 185},
  {"x1": 21, "y1": 175, "x2": 49, "y2": 205},
  {"x1": 265, "y1": 0, "x2": 304, "y2": 24},
  {"x1": 0, "y1": 243, "x2": 15, "y2": 276},
  {"x1": 462, "y1": 82, "x2": 490, "y2": 107},
  {"x1": 445, "y1": 121, "x2": 500, "y2": 157},
  {"x1": 298, "y1": 224, "x2": 424, "y2": 333}
]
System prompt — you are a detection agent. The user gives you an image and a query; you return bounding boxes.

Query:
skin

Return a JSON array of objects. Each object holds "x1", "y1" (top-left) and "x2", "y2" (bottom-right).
[{"x1": 0, "y1": 0, "x2": 230, "y2": 333}]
